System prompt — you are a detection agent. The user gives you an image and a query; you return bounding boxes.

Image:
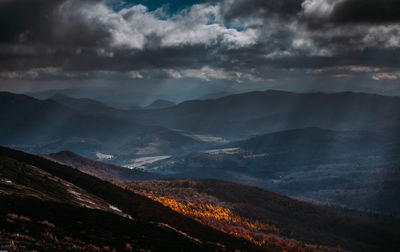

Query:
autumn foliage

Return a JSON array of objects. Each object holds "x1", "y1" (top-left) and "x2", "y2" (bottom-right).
[{"x1": 146, "y1": 195, "x2": 341, "y2": 251}]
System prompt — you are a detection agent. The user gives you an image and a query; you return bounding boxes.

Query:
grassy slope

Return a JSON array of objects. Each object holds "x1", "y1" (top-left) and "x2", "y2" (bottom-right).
[{"x1": 0, "y1": 146, "x2": 263, "y2": 251}]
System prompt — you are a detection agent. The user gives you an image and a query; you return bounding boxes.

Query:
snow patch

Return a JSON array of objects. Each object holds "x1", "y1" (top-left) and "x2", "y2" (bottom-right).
[
  {"x1": 109, "y1": 205, "x2": 122, "y2": 213},
  {"x1": 204, "y1": 148, "x2": 240, "y2": 155},
  {"x1": 182, "y1": 133, "x2": 228, "y2": 144},
  {"x1": 1, "y1": 178, "x2": 13, "y2": 184},
  {"x1": 124, "y1": 155, "x2": 171, "y2": 169},
  {"x1": 243, "y1": 153, "x2": 267, "y2": 159}
]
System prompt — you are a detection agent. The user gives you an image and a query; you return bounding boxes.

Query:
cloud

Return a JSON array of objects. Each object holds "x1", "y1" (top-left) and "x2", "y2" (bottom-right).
[
  {"x1": 54, "y1": 2, "x2": 257, "y2": 51},
  {"x1": 0, "y1": 0, "x2": 400, "y2": 91},
  {"x1": 164, "y1": 66, "x2": 262, "y2": 82},
  {"x1": 329, "y1": 0, "x2": 400, "y2": 23},
  {"x1": 0, "y1": 1, "x2": 259, "y2": 73},
  {"x1": 302, "y1": 0, "x2": 400, "y2": 24},
  {"x1": 164, "y1": 69, "x2": 183, "y2": 79},
  {"x1": 301, "y1": 0, "x2": 339, "y2": 22},
  {"x1": 317, "y1": 65, "x2": 381, "y2": 73},
  {"x1": 0, "y1": 67, "x2": 90, "y2": 80},
  {"x1": 372, "y1": 72, "x2": 400, "y2": 81},
  {"x1": 128, "y1": 71, "x2": 144, "y2": 79}
]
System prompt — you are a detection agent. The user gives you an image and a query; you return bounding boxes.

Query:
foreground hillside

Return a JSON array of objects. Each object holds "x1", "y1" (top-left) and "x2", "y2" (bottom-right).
[
  {"x1": 2, "y1": 146, "x2": 399, "y2": 251},
  {"x1": 116, "y1": 179, "x2": 400, "y2": 252},
  {"x1": 47, "y1": 149, "x2": 400, "y2": 251},
  {"x1": 0, "y1": 146, "x2": 263, "y2": 251}
]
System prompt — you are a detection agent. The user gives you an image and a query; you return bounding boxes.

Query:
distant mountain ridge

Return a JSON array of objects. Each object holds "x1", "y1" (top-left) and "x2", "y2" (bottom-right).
[
  {"x1": 3, "y1": 89, "x2": 400, "y2": 166},
  {"x1": 50, "y1": 93, "x2": 126, "y2": 117},
  {"x1": 14, "y1": 89, "x2": 400, "y2": 141},
  {"x1": 232, "y1": 127, "x2": 388, "y2": 152},
  {"x1": 0, "y1": 92, "x2": 207, "y2": 162},
  {"x1": 197, "y1": 91, "x2": 235, "y2": 100},
  {"x1": 132, "y1": 90, "x2": 400, "y2": 138},
  {"x1": 145, "y1": 99, "x2": 176, "y2": 109}
]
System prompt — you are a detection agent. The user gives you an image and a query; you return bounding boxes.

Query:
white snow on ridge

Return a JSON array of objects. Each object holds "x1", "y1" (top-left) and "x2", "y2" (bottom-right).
[
  {"x1": 1, "y1": 178, "x2": 13, "y2": 184},
  {"x1": 124, "y1": 155, "x2": 171, "y2": 169},
  {"x1": 243, "y1": 153, "x2": 267, "y2": 159},
  {"x1": 204, "y1": 147, "x2": 240, "y2": 155},
  {"x1": 108, "y1": 205, "x2": 133, "y2": 219},
  {"x1": 109, "y1": 205, "x2": 122, "y2": 213}
]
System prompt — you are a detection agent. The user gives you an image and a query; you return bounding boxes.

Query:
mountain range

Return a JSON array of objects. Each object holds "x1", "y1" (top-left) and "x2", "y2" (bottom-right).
[
  {"x1": 144, "y1": 99, "x2": 176, "y2": 110},
  {"x1": 0, "y1": 92, "x2": 207, "y2": 163},
  {"x1": 132, "y1": 90, "x2": 400, "y2": 139},
  {"x1": 1, "y1": 90, "x2": 400, "y2": 221}
]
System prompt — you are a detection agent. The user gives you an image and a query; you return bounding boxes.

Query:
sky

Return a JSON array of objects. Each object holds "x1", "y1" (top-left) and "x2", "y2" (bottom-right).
[{"x1": 0, "y1": 0, "x2": 400, "y2": 102}]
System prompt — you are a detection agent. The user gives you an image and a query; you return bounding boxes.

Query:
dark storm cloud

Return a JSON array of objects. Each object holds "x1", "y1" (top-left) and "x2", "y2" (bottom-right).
[
  {"x1": 0, "y1": 0, "x2": 63, "y2": 43},
  {"x1": 214, "y1": 45, "x2": 400, "y2": 71},
  {"x1": 60, "y1": 45, "x2": 221, "y2": 72},
  {"x1": 302, "y1": 0, "x2": 400, "y2": 26},
  {"x1": 328, "y1": 0, "x2": 400, "y2": 23},
  {"x1": 0, "y1": 0, "x2": 108, "y2": 45},
  {"x1": 0, "y1": 0, "x2": 258, "y2": 73},
  {"x1": 0, "y1": 0, "x2": 113, "y2": 72},
  {"x1": 211, "y1": 0, "x2": 400, "y2": 72},
  {"x1": 215, "y1": 0, "x2": 400, "y2": 25},
  {"x1": 0, "y1": 0, "x2": 399, "y2": 89}
]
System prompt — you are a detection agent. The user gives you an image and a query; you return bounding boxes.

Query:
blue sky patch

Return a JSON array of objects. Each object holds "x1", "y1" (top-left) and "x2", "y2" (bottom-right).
[{"x1": 108, "y1": 0, "x2": 204, "y2": 12}]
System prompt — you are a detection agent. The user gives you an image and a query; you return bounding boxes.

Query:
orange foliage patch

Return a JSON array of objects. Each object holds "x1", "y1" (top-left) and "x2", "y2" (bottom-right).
[
  {"x1": 150, "y1": 196, "x2": 278, "y2": 232},
  {"x1": 149, "y1": 196, "x2": 336, "y2": 251}
]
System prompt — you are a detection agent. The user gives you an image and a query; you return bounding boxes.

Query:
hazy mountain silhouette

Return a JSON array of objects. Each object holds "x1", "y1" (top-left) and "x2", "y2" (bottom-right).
[
  {"x1": 0, "y1": 92, "x2": 206, "y2": 161},
  {"x1": 133, "y1": 90, "x2": 400, "y2": 139},
  {"x1": 145, "y1": 99, "x2": 176, "y2": 109},
  {"x1": 50, "y1": 93, "x2": 127, "y2": 117},
  {"x1": 197, "y1": 91, "x2": 235, "y2": 100}
]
